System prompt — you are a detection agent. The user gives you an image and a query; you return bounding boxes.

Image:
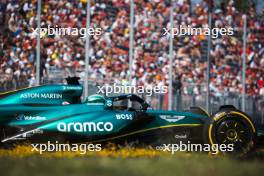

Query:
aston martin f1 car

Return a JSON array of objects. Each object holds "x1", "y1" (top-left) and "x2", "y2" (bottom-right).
[{"x1": 0, "y1": 77, "x2": 263, "y2": 153}]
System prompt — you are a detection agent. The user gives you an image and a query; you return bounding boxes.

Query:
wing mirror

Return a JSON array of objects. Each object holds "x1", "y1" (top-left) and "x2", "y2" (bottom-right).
[{"x1": 104, "y1": 99, "x2": 113, "y2": 110}]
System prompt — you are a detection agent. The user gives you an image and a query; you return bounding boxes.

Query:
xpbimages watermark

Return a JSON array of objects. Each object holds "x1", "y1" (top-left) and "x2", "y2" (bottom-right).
[
  {"x1": 97, "y1": 84, "x2": 168, "y2": 96},
  {"x1": 156, "y1": 141, "x2": 234, "y2": 155},
  {"x1": 31, "y1": 25, "x2": 102, "y2": 38},
  {"x1": 31, "y1": 141, "x2": 102, "y2": 154},
  {"x1": 163, "y1": 25, "x2": 234, "y2": 38}
]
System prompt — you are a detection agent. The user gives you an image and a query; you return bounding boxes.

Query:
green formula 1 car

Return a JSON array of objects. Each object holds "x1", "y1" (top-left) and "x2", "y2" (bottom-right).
[{"x1": 0, "y1": 77, "x2": 263, "y2": 154}]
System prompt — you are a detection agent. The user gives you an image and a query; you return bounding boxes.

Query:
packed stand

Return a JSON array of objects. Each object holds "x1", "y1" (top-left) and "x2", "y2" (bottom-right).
[{"x1": 0, "y1": 0, "x2": 263, "y2": 101}]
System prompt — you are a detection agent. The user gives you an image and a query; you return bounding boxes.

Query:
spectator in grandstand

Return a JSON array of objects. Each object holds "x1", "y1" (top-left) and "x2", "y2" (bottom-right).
[{"x1": 0, "y1": 0, "x2": 263, "y2": 104}]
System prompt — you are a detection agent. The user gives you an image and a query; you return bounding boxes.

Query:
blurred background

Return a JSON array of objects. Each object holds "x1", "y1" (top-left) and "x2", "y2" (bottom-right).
[{"x1": 0, "y1": 0, "x2": 263, "y2": 127}]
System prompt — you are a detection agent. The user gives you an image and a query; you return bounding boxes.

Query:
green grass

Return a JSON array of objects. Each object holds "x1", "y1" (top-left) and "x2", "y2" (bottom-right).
[{"x1": 0, "y1": 155, "x2": 263, "y2": 176}]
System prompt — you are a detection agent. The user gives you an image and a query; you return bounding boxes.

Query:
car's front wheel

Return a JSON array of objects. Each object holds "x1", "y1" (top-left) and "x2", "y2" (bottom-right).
[{"x1": 203, "y1": 109, "x2": 256, "y2": 155}]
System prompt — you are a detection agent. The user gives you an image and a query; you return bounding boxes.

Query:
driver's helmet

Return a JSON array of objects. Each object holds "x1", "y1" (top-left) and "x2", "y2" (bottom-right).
[{"x1": 87, "y1": 94, "x2": 105, "y2": 103}]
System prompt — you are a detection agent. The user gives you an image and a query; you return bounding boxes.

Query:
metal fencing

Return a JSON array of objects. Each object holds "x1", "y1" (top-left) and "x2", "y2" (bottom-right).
[{"x1": 0, "y1": 74, "x2": 263, "y2": 128}]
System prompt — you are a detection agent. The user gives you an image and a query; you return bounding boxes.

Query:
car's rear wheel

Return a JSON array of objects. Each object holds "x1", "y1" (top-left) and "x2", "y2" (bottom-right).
[
  {"x1": 0, "y1": 127, "x2": 21, "y2": 147},
  {"x1": 203, "y1": 109, "x2": 256, "y2": 155}
]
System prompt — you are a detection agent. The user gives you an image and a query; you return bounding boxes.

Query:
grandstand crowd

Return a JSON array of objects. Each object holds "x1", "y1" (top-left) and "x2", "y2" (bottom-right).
[{"x1": 0, "y1": 0, "x2": 263, "y2": 100}]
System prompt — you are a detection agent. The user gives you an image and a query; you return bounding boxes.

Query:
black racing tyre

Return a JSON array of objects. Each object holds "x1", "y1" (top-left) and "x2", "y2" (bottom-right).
[
  {"x1": 0, "y1": 127, "x2": 17, "y2": 148},
  {"x1": 0, "y1": 129, "x2": 2, "y2": 139},
  {"x1": 203, "y1": 109, "x2": 256, "y2": 155},
  {"x1": 0, "y1": 128, "x2": 4, "y2": 147},
  {"x1": 0, "y1": 129, "x2": 13, "y2": 149}
]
